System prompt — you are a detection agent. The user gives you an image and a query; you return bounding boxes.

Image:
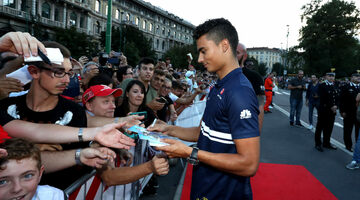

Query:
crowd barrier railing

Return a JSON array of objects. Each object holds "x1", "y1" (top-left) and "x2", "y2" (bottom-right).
[{"x1": 65, "y1": 97, "x2": 207, "y2": 200}]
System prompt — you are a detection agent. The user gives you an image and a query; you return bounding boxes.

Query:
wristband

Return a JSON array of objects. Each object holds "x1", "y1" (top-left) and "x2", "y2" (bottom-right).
[
  {"x1": 78, "y1": 128, "x2": 83, "y2": 142},
  {"x1": 75, "y1": 149, "x2": 83, "y2": 165}
]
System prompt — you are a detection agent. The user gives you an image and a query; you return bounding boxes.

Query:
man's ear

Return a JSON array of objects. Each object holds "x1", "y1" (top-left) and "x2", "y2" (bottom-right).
[
  {"x1": 221, "y1": 39, "x2": 230, "y2": 54},
  {"x1": 27, "y1": 65, "x2": 41, "y2": 78},
  {"x1": 85, "y1": 101, "x2": 93, "y2": 112},
  {"x1": 38, "y1": 165, "x2": 45, "y2": 183}
]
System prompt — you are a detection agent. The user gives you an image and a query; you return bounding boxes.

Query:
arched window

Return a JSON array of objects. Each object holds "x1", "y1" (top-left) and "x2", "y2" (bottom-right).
[
  {"x1": 54, "y1": 8, "x2": 60, "y2": 21},
  {"x1": 4, "y1": 0, "x2": 15, "y2": 8},
  {"x1": 162, "y1": 41, "x2": 165, "y2": 50},
  {"x1": 135, "y1": 17, "x2": 139, "y2": 26},
  {"x1": 115, "y1": 9, "x2": 119, "y2": 19},
  {"x1": 126, "y1": 13, "x2": 130, "y2": 21},
  {"x1": 142, "y1": 20, "x2": 146, "y2": 30},
  {"x1": 95, "y1": 0, "x2": 100, "y2": 12},
  {"x1": 162, "y1": 27, "x2": 165, "y2": 35},
  {"x1": 69, "y1": 13, "x2": 77, "y2": 26},
  {"x1": 149, "y1": 23, "x2": 153, "y2": 31},
  {"x1": 156, "y1": 39, "x2": 159, "y2": 49},
  {"x1": 41, "y1": 2, "x2": 51, "y2": 19},
  {"x1": 96, "y1": 21, "x2": 101, "y2": 33}
]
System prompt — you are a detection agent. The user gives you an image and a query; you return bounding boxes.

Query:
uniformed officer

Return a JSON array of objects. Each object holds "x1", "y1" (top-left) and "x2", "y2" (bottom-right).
[
  {"x1": 314, "y1": 71, "x2": 339, "y2": 152},
  {"x1": 339, "y1": 71, "x2": 360, "y2": 151}
]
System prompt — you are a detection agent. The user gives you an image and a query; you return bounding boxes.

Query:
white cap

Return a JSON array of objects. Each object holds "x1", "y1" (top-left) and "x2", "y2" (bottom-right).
[
  {"x1": 185, "y1": 71, "x2": 194, "y2": 78},
  {"x1": 24, "y1": 48, "x2": 64, "y2": 65}
]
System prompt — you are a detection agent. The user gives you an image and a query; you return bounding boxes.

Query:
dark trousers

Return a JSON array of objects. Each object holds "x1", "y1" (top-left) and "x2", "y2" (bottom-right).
[
  {"x1": 315, "y1": 109, "x2": 335, "y2": 146},
  {"x1": 343, "y1": 113, "x2": 360, "y2": 150}
]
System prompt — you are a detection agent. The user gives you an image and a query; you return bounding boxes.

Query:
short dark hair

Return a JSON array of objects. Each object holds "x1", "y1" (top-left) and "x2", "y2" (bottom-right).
[
  {"x1": 88, "y1": 73, "x2": 114, "y2": 88},
  {"x1": 0, "y1": 138, "x2": 41, "y2": 170},
  {"x1": 116, "y1": 65, "x2": 133, "y2": 82},
  {"x1": 138, "y1": 57, "x2": 155, "y2": 68},
  {"x1": 193, "y1": 18, "x2": 239, "y2": 57},
  {"x1": 172, "y1": 80, "x2": 183, "y2": 90},
  {"x1": 154, "y1": 69, "x2": 165, "y2": 77}
]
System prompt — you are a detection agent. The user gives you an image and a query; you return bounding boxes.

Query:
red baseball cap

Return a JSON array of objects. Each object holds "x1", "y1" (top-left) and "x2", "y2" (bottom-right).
[{"x1": 82, "y1": 85, "x2": 123, "y2": 105}]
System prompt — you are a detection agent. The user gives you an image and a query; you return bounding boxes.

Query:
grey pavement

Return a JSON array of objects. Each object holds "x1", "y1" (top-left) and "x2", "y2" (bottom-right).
[{"x1": 141, "y1": 91, "x2": 360, "y2": 200}]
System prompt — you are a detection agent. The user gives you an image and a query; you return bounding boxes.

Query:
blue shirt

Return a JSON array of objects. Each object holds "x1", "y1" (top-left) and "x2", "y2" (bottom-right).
[{"x1": 191, "y1": 68, "x2": 260, "y2": 200}]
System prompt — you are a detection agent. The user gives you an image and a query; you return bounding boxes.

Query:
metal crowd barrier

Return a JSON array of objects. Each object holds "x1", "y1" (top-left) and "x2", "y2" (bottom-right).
[{"x1": 64, "y1": 98, "x2": 207, "y2": 200}]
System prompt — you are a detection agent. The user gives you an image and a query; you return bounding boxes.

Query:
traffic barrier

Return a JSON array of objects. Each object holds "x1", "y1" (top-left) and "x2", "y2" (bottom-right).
[{"x1": 65, "y1": 98, "x2": 207, "y2": 200}]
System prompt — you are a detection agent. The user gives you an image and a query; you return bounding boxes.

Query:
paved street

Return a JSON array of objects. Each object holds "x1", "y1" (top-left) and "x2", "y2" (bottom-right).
[{"x1": 141, "y1": 88, "x2": 360, "y2": 200}]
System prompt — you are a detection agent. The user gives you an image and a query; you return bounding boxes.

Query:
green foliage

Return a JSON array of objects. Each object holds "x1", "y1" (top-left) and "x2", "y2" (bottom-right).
[
  {"x1": 272, "y1": 62, "x2": 285, "y2": 75},
  {"x1": 299, "y1": 0, "x2": 360, "y2": 77},
  {"x1": 53, "y1": 26, "x2": 100, "y2": 59},
  {"x1": 100, "y1": 25, "x2": 155, "y2": 67},
  {"x1": 163, "y1": 43, "x2": 201, "y2": 70},
  {"x1": 257, "y1": 63, "x2": 268, "y2": 77}
]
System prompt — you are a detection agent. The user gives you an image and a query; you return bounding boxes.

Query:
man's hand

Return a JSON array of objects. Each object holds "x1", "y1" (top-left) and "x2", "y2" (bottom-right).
[
  {"x1": 0, "y1": 32, "x2": 46, "y2": 57},
  {"x1": 0, "y1": 148, "x2": 7, "y2": 158},
  {"x1": 147, "y1": 98, "x2": 165, "y2": 111},
  {"x1": 156, "y1": 139, "x2": 192, "y2": 158},
  {"x1": 120, "y1": 115, "x2": 145, "y2": 128},
  {"x1": 94, "y1": 122, "x2": 135, "y2": 150},
  {"x1": 0, "y1": 77, "x2": 24, "y2": 100},
  {"x1": 170, "y1": 112, "x2": 178, "y2": 122},
  {"x1": 80, "y1": 147, "x2": 116, "y2": 169},
  {"x1": 147, "y1": 122, "x2": 170, "y2": 135},
  {"x1": 150, "y1": 156, "x2": 169, "y2": 175}
]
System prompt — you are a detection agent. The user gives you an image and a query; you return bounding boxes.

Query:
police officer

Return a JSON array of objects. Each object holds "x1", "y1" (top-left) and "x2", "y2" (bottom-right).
[
  {"x1": 339, "y1": 72, "x2": 360, "y2": 152},
  {"x1": 315, "y1": 71, "x2": 339, "y2": 152}
]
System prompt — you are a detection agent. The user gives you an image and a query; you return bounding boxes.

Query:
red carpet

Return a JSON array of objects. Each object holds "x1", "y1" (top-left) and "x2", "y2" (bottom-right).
[
  {"x1": 181, "y1": 163, "x2": 337, "y2": 200},
  {"x1": 251, "y1": 163, "x2": 337, "y2": 200}
]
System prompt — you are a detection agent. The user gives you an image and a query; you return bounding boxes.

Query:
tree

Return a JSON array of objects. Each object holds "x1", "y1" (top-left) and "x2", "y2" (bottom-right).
[
  {"x1": 100, "y1": 25, "x2": 155, "y2": 66},
  {"x1": 299, "y1": 0, "x2": 360, "y2": 77},
  {"x1": 53, "y1": 27, "x2": 100, "y2": 59},
  {"x1": 272, "y1": 62, "x2": 285, "y2": 75},
  {"x1": 163, "y1": 43, "x2": 202, "y2": 70},
  {"x1": 256, "y1": 63, "x2": 268, "y2": 77}
]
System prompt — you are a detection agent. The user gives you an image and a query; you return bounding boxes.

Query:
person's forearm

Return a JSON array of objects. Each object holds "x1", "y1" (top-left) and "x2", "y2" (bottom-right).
[
  {"x1": 41, "y1": 150, "x2": 76, "y2": 173},
  {"x1": 100, "y1": 162, "x2": 153, "y2": 186},
  {"x1": 87, "y1": 115, "x2": 115, "y2": 127},
  {"x1": 167, "y1": 125, "x2": 200, "y2": 142},
  {"x1": 4, "y1": 120, "x2": 96, "y2": 143}
]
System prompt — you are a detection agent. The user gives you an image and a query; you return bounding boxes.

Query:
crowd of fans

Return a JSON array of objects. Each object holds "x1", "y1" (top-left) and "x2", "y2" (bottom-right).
[{"x1": 0, "y1": 31, "x2": 210, "y2": 199}]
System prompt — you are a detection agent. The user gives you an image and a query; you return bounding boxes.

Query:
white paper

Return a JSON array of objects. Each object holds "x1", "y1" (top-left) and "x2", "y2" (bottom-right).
[
  {"x1": 6, "y1": 65, "x2": 32, "y2": 85},
  {"x1": 24, "y1": 48, "x2": 63, "y2": 65}
]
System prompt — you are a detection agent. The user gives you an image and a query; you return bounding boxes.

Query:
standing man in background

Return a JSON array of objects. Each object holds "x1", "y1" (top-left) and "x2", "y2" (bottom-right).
[
  {"x1": 288, "y1": 70, "x2": 306, "y2": 126},
  {"x1": 306, "y1": 74, "x2": 320, "y2": 130},
  {"x1": 264, "y1": 73, "x2": 275, "y2": 113}
]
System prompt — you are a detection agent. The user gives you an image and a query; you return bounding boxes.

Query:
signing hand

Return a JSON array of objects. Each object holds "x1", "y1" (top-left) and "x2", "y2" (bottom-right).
[
  {"x1": 156, "y1": 139, "x2": 192, "y2": 158},
  {"x1": 80, "y1": 147, "x2": 116, "y2": 169},
  {"x1": 94, "y1": 122, "x2": 135, "y2": 150},
  {"x1": 0, "y1": 32, "x2": 46, "y2": 57},
  {"x1": 150, "y1": 156, "x2": 169, "y2": 175}
]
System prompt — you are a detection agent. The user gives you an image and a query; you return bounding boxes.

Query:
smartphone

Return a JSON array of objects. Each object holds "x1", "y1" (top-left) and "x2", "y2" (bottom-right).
[
  {"x1": 129, "y1": 111, "x2": 147, "y2": 119},
  {"x1": 156, "y1": 97, "x2": 168, "y2": 103}
]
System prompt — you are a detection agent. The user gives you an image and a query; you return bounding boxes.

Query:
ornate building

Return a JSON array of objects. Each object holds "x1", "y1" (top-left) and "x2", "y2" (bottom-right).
[
  {"x1": 247, "y1": 47, "x2": 285, "y2": 72},
  {"x1": 0, "y1": 0, "x2": 195, "y2": 58}
]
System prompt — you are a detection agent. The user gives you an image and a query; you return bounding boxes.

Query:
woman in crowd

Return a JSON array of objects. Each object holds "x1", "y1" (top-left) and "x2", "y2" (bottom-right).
[{"x1": 115, "y1": 80, "x2": 156, "y2": 127}]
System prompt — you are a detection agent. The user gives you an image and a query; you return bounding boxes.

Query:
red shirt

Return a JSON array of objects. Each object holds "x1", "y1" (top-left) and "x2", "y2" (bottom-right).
[
  {"x1": 264, "y1": 77, "x2": 273, "y2": 91},
  {"x1": 0, "y1": 126, "x2": 11, "y2": 143}
]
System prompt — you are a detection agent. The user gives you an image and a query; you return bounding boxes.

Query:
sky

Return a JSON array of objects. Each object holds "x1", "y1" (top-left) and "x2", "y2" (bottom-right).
[{"x1": 145, "y1": 0, "x2": 360, "y2": 49}]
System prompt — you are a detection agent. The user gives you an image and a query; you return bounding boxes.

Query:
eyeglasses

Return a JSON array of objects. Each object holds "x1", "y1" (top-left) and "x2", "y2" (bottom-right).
[
  {"x1": 162, "y1": 85, "x2": 171, "y2": 90},
  {"x1": 38, "y1": 65, "x2": 75, "y2": 78}
]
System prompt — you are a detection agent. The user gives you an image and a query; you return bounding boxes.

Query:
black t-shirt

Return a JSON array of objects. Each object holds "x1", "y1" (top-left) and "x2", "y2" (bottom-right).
[
  {"x1": 0, "y1": 110, "x2": 14, "y2": 126},
  {"x1": 157, "y1": 95, "x2": 174, "y2": 122},
  {"x1": 289, "y1": 77, "x2": 306, "y2": 99},
  {"x1": 242, "y1": 67, "x2": 265, "y2": 96},
  {"x1": 0, "y1": 94, "x2": 90, "y2": 190}
]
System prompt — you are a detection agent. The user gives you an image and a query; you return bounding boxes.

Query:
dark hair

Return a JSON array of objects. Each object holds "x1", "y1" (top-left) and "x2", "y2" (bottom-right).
[
  {"x1": 88, "y1": 73, "x2": 114, "y2": 88},
  {"x1": 138, "y1": 57, "x2": 155, "y2": 69},
  {"x1": 193, "y1": 18, "x2": 238, "y2": 57},
  {"x1": 118, "y1": 80, "x2": 147, "y2": 115},
  {"x1": 154, "y1": 69, "x2": 165, "y2": 77},
  {"x1": 172, "y1": 80, "x2": 183, "y2": 90},
  {"x1": 0, "y1": 138, "x2": 41, "y2": 170},
  {"x1": 42, "y1": 41, "x2": 71, "y2": 58},
  {"x1": 116, "y1": 65, "x2": 133, "y2": 82}
]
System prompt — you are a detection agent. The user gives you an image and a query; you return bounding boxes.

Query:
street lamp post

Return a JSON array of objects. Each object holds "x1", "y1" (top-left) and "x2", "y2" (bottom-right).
[{"x1": 105, "y1": 0, "x2": 112, "y2": 54}]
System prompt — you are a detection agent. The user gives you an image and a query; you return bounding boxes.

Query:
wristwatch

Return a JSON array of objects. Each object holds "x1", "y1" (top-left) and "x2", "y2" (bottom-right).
[{"x1": 187, "y1": 147, "x2": 199, "y2": 165}]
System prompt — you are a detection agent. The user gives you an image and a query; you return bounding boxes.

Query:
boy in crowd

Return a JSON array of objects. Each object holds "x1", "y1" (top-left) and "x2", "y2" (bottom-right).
[{"x1": 0, "y1": 138, "x2": 65, "y2": 200}]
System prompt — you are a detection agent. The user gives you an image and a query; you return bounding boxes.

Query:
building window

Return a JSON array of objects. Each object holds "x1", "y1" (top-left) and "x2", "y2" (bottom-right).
[
  {"x1": 156, "y1": 25, "x2": 159, "y2": 34},
  {"x1": 95, "y1": 0, "x2": 100, "y2": 12},
  {"x1": 135, "y1": 17, "x2": 139, "y2": 26},
  {"x1": 149, "y1": 23, "x2": 153, "y2": 31},
  {"x1": 162, "y1": 27, "x2": 165, "y2": 35},
  {"x1": 105, "y1": 5, "x2": 108, "y2": 15},
  {"x1": 162, "y1": 41, "x2": 165, "y2": 50},
  {"x1": 126, "y1": 13, "x2": 130, "y2": 21},
  {"x1": 41, "y1": 2, "x2": 51, "y2": 19},
  {"x1": 69, "y1": 13, "x2": 77, "y2": 26},
  {"x1": 115, "y1": 9, "x2": 119, "y2": 19},
  {"x1": 156, "y1": 39, "x2": 159, "y2": 49},
  {"x1": 80, "y1": 15, "x2": 86, "y2": 28},
  {"x1": 4, "y1": 0, "x2": 16, "y2": 8},
  {"x1": 96, "y1": 21, "x2": 101, "y2": 33},
  {"x1": 168, "y1": 29, "x2": 170, "y2": 36},
  {"x1": 142, "y1": 20, "x2": 146, "y2": 30},
  {"x1": 54, "y1": 8, "x2": 60, "y2": 21}
]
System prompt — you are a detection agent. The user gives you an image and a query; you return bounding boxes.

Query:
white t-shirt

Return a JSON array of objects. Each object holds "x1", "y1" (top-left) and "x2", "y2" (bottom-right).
[{"x1": 32, "y1": 185, "x2": 65, "y2": 200}]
